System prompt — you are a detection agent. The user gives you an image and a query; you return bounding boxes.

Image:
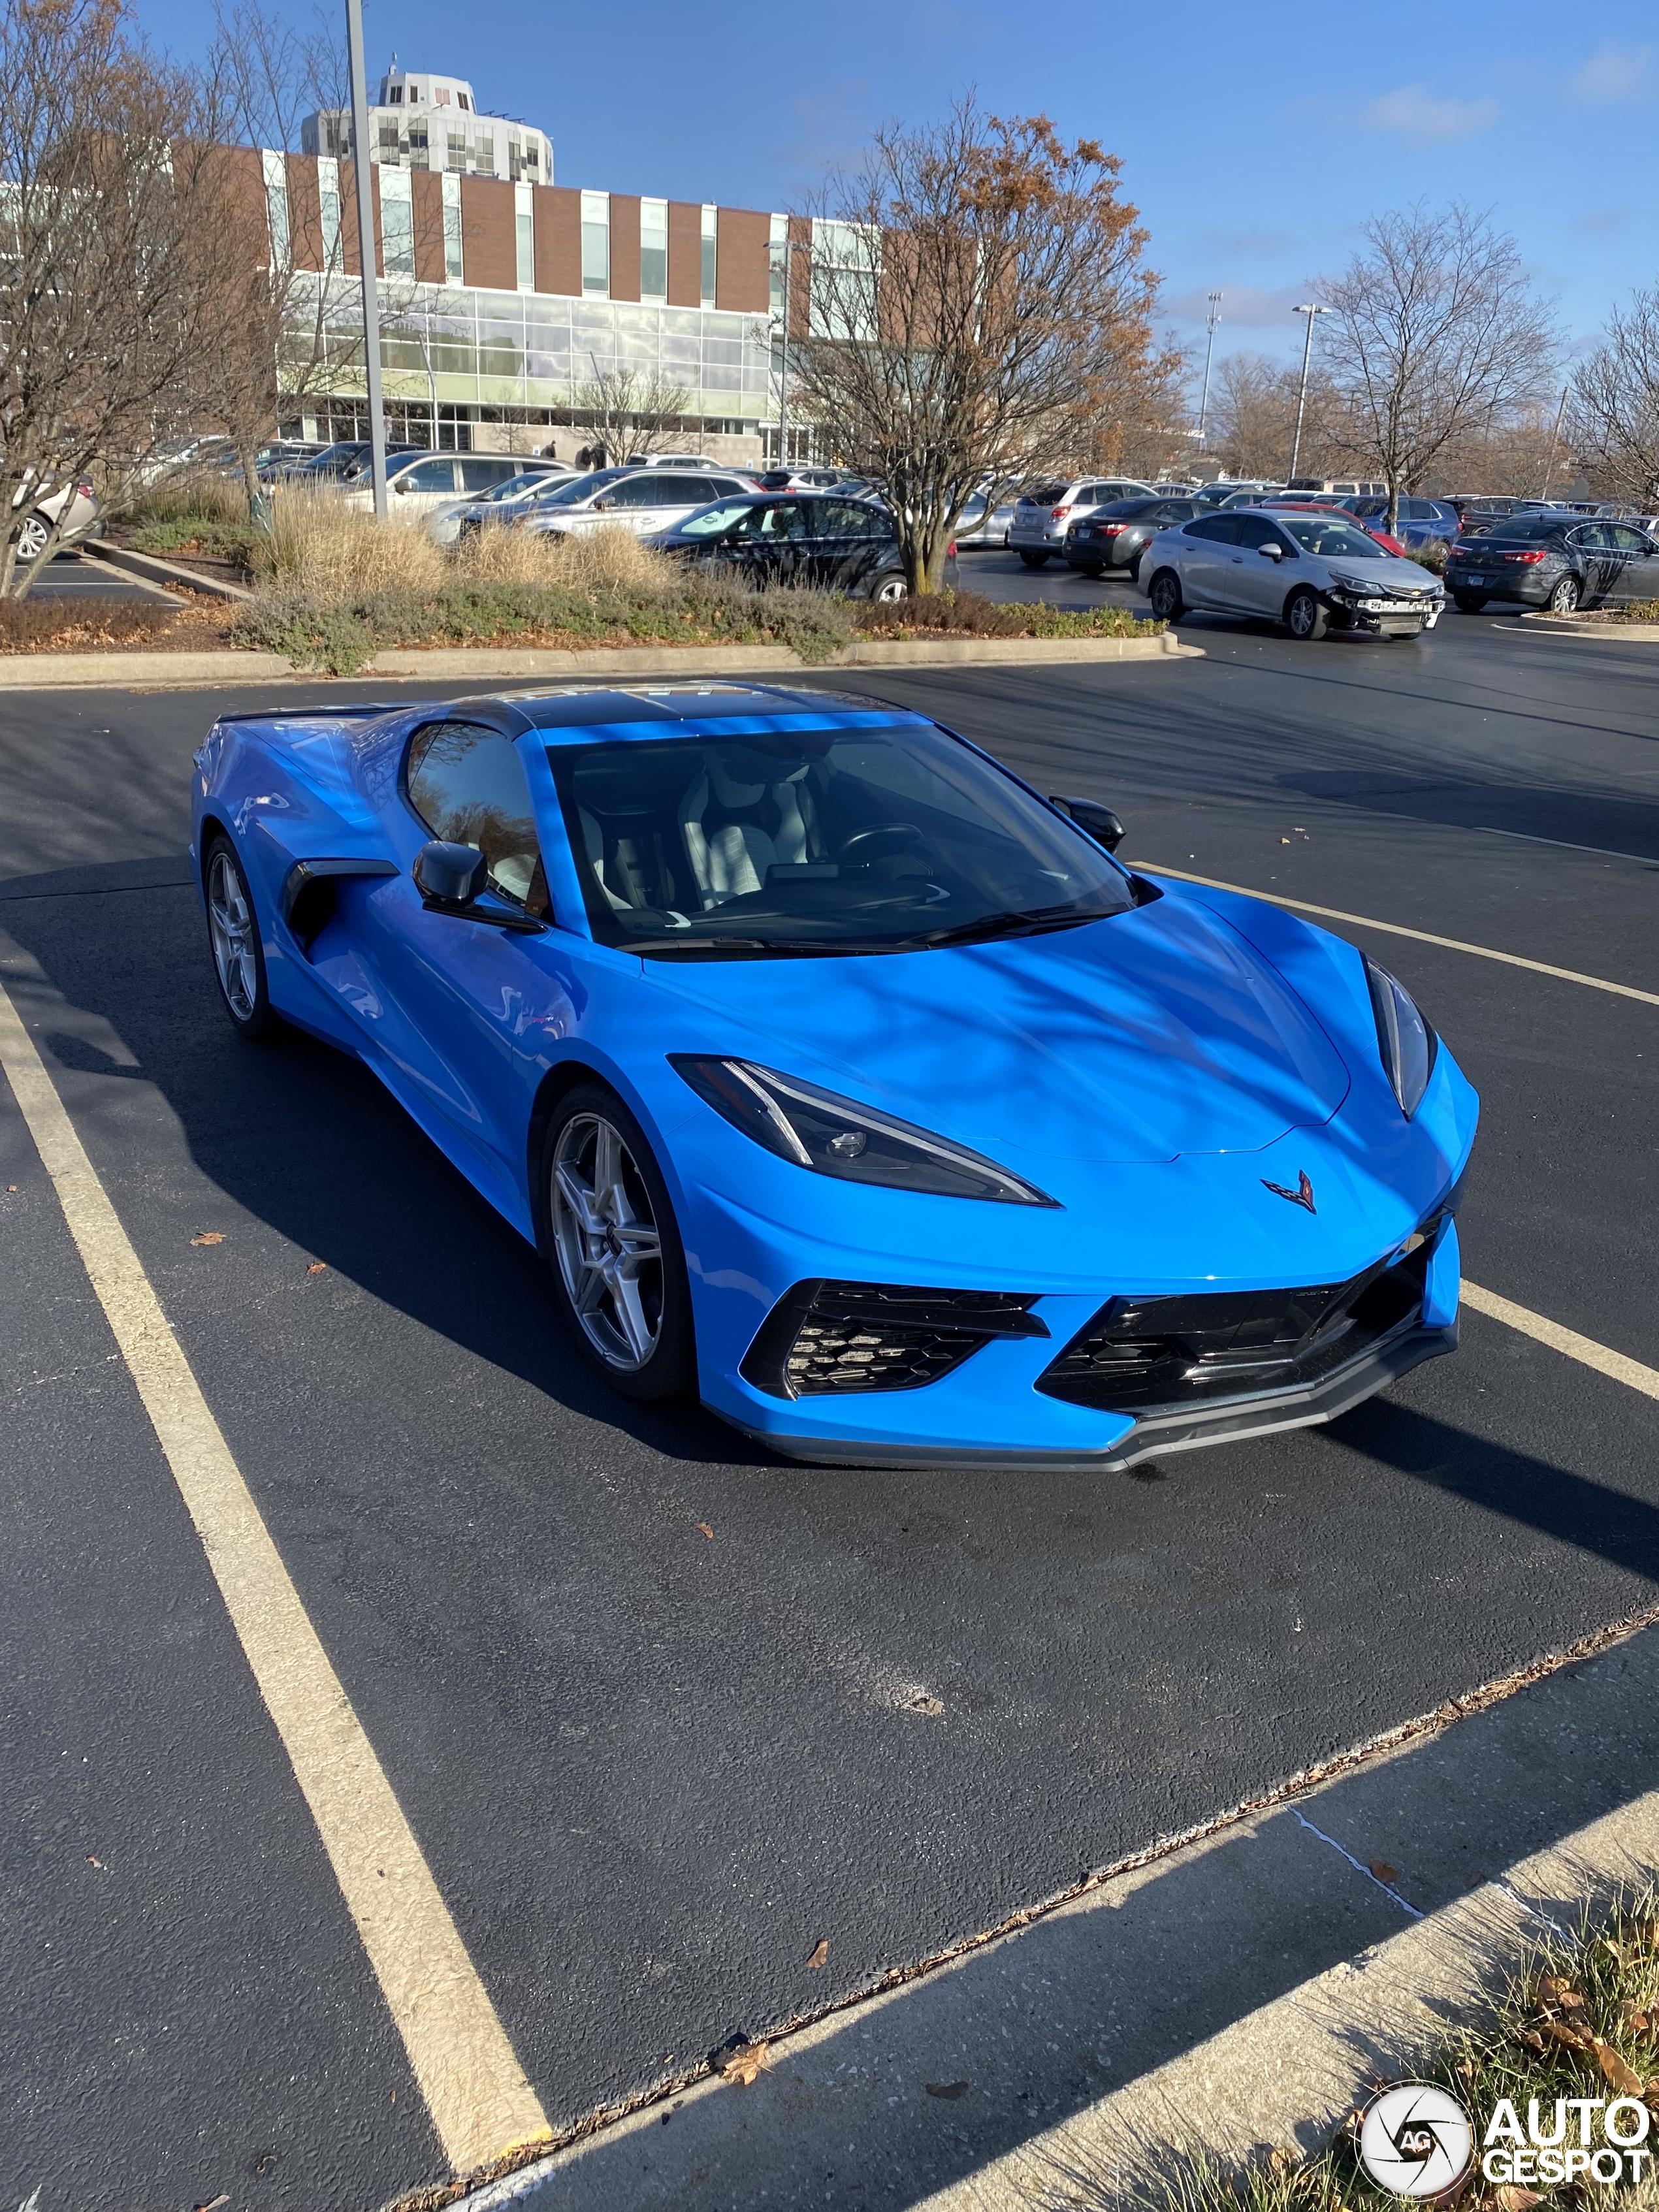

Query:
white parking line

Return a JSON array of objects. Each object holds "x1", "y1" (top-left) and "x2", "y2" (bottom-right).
[
  {"x1": 1462, "y1": 1280, "x2": 1659, "y2": 1402},
  {"x1": 1135, "y1": 863, "x2": 1659, "y2": 1009},
  {"x1": 0, "y1": 974, "x2": 551, "y2": 2176},
  {"x1": 1475, "y1": 825, "x2": 1659, "y2": 867}
]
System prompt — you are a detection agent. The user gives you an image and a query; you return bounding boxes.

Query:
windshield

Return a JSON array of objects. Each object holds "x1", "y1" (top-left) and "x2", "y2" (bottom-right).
[
  {"x1": 474, "y1": 470, "x2": 555, "y2": 505},
  {"x1": 553, "y1": 722, "x2": 1135, "y2": 957},
  {"x1": 538, "y1": 468, "x2": 630, "y2": 507},
  {"x1": 1278, "y1": 517, "x2": 1396, "y2": 560}
]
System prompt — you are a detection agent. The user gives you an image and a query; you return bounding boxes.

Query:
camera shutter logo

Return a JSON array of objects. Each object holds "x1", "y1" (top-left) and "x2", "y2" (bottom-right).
[{"x1": 1358, "y1": 2083, "x2": 1475, "y2": 2198}]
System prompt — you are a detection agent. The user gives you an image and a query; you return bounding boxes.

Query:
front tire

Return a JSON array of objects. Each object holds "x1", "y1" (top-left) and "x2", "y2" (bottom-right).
[
  {"x1": 203, "y1": 833, "x2": 276, "y2": 1038},
  {"x1": 14, "y1": 513, "x2": 49, "y2": 562},
  {"x1": 541, "y1": 1082, "x2": 695, "y2": 1401},
  {"x1": 869, "y1": 572, "x2": 908, "y2": 603},
  {"x1": 1285, "y1": 586, "x2": 1329, "y2": 640},
  {"x1": 1546, "y1": 573, "x2": 1581, "y2": 614},
  {"x1": 1127, "y1": 553, "x2": 1144, "y2": 583},
  {"x1": 1018, "y1": 548, "x2": 1050, "y2": 568},
  {"x1": 1146, "y1": 568, "x2": 1183, "y2": 621}
]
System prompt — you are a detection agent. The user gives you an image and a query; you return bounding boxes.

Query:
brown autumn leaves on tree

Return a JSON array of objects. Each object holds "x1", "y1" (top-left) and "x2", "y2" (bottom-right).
[{"x1": 788, "y1": 101, "x2": 1184, "y2": 593}]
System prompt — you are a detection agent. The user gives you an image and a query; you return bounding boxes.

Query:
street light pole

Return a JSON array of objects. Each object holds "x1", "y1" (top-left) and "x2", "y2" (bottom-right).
[
  {"x1": 345, "y1": 0, "x2": 387, "y2": 519},
  {"x1": 1288, "y1": 303, "x2": 1329, "y2": 483},
  {"x1": 1196, "y1": 291, "x2": 1222, "y2": 445},
  {"x1": 1536, "y1": 383, "x2": 1569, "y2": 502}
]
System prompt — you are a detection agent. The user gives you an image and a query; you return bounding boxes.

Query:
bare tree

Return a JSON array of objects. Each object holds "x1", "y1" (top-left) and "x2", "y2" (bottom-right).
[
  {"x1": 788, "y1": 101, "x2": 1170, "y2": 592},
  {"x1": 1313, "y1": 203, "x2": 1559, "y2": 533},
  {"x1": 569, "y1": 366, "x2": 696, "y2": 464},
  {"x1": 0, "y1": 0, "x2": 234, "y2": 596},
  {"x1": 1570, "y1": 290, "x2": 1659, "y2": 507}
]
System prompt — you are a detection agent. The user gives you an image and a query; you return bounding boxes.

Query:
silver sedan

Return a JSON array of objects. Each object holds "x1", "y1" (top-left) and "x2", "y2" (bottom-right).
[{"x1": 1140, "y1": 507, "x2": 1445, "y2": 639}]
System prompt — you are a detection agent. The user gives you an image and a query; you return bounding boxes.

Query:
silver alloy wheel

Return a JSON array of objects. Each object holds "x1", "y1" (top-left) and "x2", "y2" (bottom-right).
[
  {"x1": 872, "y1": 574, "x2": 908, "y2": 603},
  {"x1": 1548, "y1": 573, "x2": 1580, "y2": 613},
  {"x1": 15, "y1": 514, "x2": 48, "y2": 562},
  {"x1": 551, "y1": 1114, "x2": 664, "y2": 1371},
  {"x1": 207, "y1": 848, "x2": 259, "y2": 1021}
]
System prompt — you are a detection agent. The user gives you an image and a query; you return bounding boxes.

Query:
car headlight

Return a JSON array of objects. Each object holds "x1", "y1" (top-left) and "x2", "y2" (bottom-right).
[
  {"x1": 1364, "y1": 958, "x2": 1438, "y2": 1117},
  {"x1": 669, "y1": 1056, "x2": 1057, "y2": 1206},
  {"x1": 1328, "y1": 571, "x2": 1373, "y2": 596}
]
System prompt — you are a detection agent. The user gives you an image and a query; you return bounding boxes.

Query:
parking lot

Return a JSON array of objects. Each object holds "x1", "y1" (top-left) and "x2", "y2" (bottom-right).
[{"x1": 5, "y1": 611, "x2": 1658, "y2": 2210}]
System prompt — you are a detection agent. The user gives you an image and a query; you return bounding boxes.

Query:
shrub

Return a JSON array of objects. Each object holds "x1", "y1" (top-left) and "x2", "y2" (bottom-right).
[
  {"x1": 854, "y1": 590, "x2": 1025, "y2": 637},
  {"x1": 123, "y1": 468, "x2": 250, "y2": 528},
  {"x1": 127, "y1": 515, "x2": 261, "y2": 569},
  {"x1": 1409, "y1": 537, "x2": 1451, "y2": 575},
  {"x1": 258, "y1": 487, "x2": 447, "y2": 598}
]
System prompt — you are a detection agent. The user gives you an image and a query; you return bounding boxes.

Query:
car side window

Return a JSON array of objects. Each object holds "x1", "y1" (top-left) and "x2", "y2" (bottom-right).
[
  {"x1": 399, "y1": 457, "x2": 460, "y2": 493},
  {"x1": 1187, "y1": 515, "x2": 1240, "y2": 543},
  {"x1": 601, "y1": 475, "x2": 669, "y2": 509},
  {"x1": 1609, "y1": 526, "x2": 1650, "y2": 551},
  {"x1": 406, "y1": 722, "x2": 551, "y2": 915},
  {"x1": 1234, "y1": 517, "x2": 1285, "y2": 550},
  {"x1": 457, "y1": 457, "x2": 516, "y2": 492},
  {"x1": 1152, "y1": 501, "x2": 1193, "y2": 522},
  {"x1": 818, "y1": 499, "x2": 886, "y2": 538}
]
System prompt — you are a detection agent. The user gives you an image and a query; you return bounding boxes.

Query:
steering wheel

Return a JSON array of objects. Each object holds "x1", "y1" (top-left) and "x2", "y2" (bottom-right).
[{"x1": 836, "y1": 822, "x2": 925, "y2": 864}]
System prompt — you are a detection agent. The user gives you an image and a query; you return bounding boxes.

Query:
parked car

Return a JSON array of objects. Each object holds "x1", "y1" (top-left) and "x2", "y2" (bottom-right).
[
  {"x1": 645, "y1": 492, "x2": 958, "y2": 600},
  {"x1": 431, "y1": 468, "x2": 583, "y2": 547},
  {"x1": 1344, "y1": 496, "x2": 1461, "y2": 552},
  {"x1": 519, "y1": 466, "x2": 763, "y2": 543},
  {"x1": 1063, "y1": 494, "x2": 1198, "y2": 580},
  {"x1": 193, "y1": 682, "x2": 1475, "y2": 1468},
  {"x1": 1257, "y1": 499, "x2": 1409, "y2": 558},
  {"x1": 753, "y1": 466, "x2": 856, "y2": 492},
  {"x1": 253, "y1": 440, "x2": 327, "y2": 477},
  {"x1": 342, "y1": 451, "x2": 538, "y2": 521},
  {"x1": 954, "y1": 492, "x2": 1016, "y2": 549},
  {"x1": 1142, "y1": 507, "x2": 1445, "y2": 639},
  {"x1": 1443, "y1": 514, "x2": 1659, "y2": 615},
  {"x1": 1009, "y1": 476, "x2": 1154, "y2": 566},
  {"x1": 275, "y1": 440, "x2": 429, "y2": 485},
  {"x1": 11, "y1": 475, "x2": 103, "y2": 562},
  {"x1": 624, "y1": 453, "x2": 728, "y2": 469},
  {"x1": 1285, "y1": 478, "x2": 1387, "y2": 498},
  {"x1": 1192, "y1": 481, "x2": 1282, "y2": 509}
]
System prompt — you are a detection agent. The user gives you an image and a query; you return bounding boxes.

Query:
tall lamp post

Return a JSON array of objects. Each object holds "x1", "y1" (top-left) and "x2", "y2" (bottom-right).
[
  {"x1": 1288, "y1": 303, "x2": 1329, "y2": 483},
  {"x1": 345, "y1": 0, "x2": 388, "y2": 519},
  {"x1": 773, "y1": 236, "x2": 809, "y2": 468},
  {"x1": 1196, "y1": 291, "x2": 1222, "y2": 446}
]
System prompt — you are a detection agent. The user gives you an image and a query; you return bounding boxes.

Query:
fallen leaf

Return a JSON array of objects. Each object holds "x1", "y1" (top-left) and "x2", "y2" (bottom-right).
[
  {"x1": 306, "y1": 1261, "x2": 327, "y2": 1275},
  {"x1": 189, "y1": 1231, "x2": 223, "y2": 1247},
  {"x1": 806, "y1": 1938, "x2": 829, "y2": 1969},
  {"x1": 696, "y1": 1522, "x2": 715, "y2": 1540},
  {"x1": 1280, "y1": 837, "x2": 1291, "y2": 845},
  {"x1": 1494, "y1": 2187, "x2": 1543, "y2": 2211},
  {"x1": 86, "y1": 1854, "x2": 103, "y2": 1868},
  {"x1": 905, "y1": 1692, "x2": 944, "y2": 1717},
  {"x1": 720, "y1": 2042, "x2": 767, "y2": 2086},
  {"x1": 1368, "y1": 1860, "x2": 1399, "y2": 1884},
  {"x1": 1539, "y1": 2018, "x2": 1588, "y2": 2050},
  {"x1": 1594, "y1": 2039, "x2": 1645, "y2": 2096},
  {"x1": 1517, "y1": 2027, "x2": 1545, "y2": 2051},
  {"x1": 1558, "y1": 1991, "x2": 1586, "y2": 2010},
  {"x1": 926, "y1": 2080, "x2": 969, "y2": 2100},
  {"x1": 194, "y1": 2198, "x2": 231, "y2": 2211},
  {"x1": 1626, "y1": 2010, "x2": 1651, "y2": 2034},
  {"x1": 6, "y1": 1185, "x2": 16, "y2": 1192},
  {"x1": 1268, "y1": 2147, "x2": 1297, "y2": 2173}
]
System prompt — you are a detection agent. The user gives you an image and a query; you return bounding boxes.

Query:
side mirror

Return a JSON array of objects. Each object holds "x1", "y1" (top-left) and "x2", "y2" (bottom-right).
[
  {"x1": 1258, "y1": 543, "x2": 1283, "y2": 560},
  {"x1": 592, "y1": 494, "x2": 615, "y2": 511},
  {"x1": 413, "y1": 840, "x2": 487, "y2": 906},
  {"x1": 1049, "y1": 794, "x2": 1125, "y2": 852}
]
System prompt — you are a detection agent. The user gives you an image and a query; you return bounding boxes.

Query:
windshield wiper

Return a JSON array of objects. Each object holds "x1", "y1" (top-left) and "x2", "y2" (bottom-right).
[{"x1": 901, "y1": 905, "x2": 1118, "y2": 950}]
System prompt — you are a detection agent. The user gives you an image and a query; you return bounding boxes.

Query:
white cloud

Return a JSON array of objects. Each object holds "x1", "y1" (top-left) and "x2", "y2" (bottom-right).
[
  {"x1": 1361, "y1": 84, "x2": 1498, "y2": 142},
  {"x1": 1570, "y1": 43, "x2": 1656, "y2": 104}
]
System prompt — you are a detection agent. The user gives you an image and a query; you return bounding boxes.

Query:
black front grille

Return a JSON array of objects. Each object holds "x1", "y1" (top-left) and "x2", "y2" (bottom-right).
[
  {"x1": 1036, "y1": 1241, "x2": 1434, "y2": 1414},
  {"x1": 741, "y1": 1281, "x2": 1048, "y2": 1400}
]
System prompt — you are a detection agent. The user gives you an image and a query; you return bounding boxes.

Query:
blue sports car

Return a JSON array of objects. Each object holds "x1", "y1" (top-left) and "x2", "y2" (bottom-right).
[{"x1": 191, "y1": 681, "x2": 1477, "y2": 1471}]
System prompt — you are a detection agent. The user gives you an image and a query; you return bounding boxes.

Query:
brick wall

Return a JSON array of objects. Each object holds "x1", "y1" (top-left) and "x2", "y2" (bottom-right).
[
  {"x1": 715, "y1": 206, "x2": 769, "y2": 313},
  {"x1": 607, "y1": 195, "x2": 641, "y2": 303},
  {"x1": 285, "y1": 153, "x2": 322, "y2": 271},
  {"x1": 666, "y1": 200, "x2": 702, "y2": 308},
  {"x1": 411, "y1": 170, "x2": 445, "y2": 285},
  {"x1": 534, "y1": 185, "x2": 581, "y2": 297},
  {"x1": 460, "y1": 175, "x2": 516, "y2": 291}
]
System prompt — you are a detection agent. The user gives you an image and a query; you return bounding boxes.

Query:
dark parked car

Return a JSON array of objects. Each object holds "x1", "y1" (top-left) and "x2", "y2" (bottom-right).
[
  {"x1": 1445, "y1": 515, "x2": 1659, "y2": 614},
  {"x1": 645, "y1": 492, "x2": 959, "y2": 600},
  {"x1": 274, "y1": 439, "x2": 428, "y2": 484},
  {"x1": 1344, "y1": 496, "x2": 1461, "y2": 551},
  {"x1": 1063, "y1": 494, "x2": 1198, "y2": 579}
]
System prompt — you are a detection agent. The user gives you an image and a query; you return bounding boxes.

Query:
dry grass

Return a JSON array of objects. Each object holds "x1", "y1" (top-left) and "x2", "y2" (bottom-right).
[
  {"x1": 124, "y1": 467, "x2": 251, "y2": 528},
  {"x1": 257, "y1": 498, "x2": 683, "y2": 603}
]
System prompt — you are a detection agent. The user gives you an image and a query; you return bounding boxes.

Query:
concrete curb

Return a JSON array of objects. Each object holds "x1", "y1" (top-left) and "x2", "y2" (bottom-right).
[
  {"x1": 1520, "y1": 617, "x2": 1659, "y2": 639},
  {"x1": 82, "y1": 539, "x2": 255, "y2": 601},
  {"x1": 445, "y1": 1619, "x2": 1659, "y2": 2212},
  {"x1": 0, "y1": 630, "x2": 1199, "y2": 692}
]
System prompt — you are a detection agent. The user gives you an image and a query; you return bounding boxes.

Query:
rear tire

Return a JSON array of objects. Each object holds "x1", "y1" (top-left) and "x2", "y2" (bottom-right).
[
  {"x1": 1078, "y1": 562, "x2": 1104, "y2": 579},
  {"x1": 1018, "y1": 549, "x2": 1050, "y2": 569},
  {"x1": 1452, "y1": 592, "x2": 1487, "y2": 613},
  {"x1": 1285, "y1": 586, "x2": 1329, "y2": 641},
  {"x1": 1546, "y1": 573, "x2": 1581, "y2": 613},
  {"x1": 1147, "y1": 568, "x2": 1183, "y2": 621},
  {"x1": 14, "y1": 513, "x2": 49, "y2": 562},
  {"x1": 203, "y1": 833, "x2": 277, "y2": 1038},
  {"x1": 1127, "y1": 553, "x2": 1144, "y2": 583},
  {"x1": 540, "y1": 1082, "x2": 696, "y2": 1401},
  {"x1": 869, "y1": 572, "x2": 907, "y2": 603}
]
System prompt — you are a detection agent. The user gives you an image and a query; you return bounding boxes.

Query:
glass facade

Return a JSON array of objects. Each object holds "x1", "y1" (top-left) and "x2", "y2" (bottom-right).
[
  {"x1": 581, "y1": 191, "x2": 608, "y2": 297},
  {"x1": 262, "y1": 150, "x2": 289, "y2": 266},
  {"x1": 318, "y1": 157, "x2": 342, "y2": 271},
  {"x1": 380, "y1": 167, "x2": 414, "y2": 276},
  {"x1": 285, "y1": 272, "x2": 773, "y2": 425},
  {"x1": 700, "y1": 205, "x2": 717, "y2": 308},
  {"x1": 640, "y1": 199, "x2": 667, "y2": 304},
  {"x1": 441, "y1": 172, "x2": 462, "y2": 282},
  {"x1": 514, "y1": 182, "x2": 534, "y2": 291}
]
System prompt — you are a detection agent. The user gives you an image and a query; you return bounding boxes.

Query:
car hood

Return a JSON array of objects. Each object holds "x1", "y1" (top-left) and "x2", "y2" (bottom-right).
[
  {"x1": 647, "y1": 893, "x2": 1352, "y2": 1164},
  {"x1": 1319, "y1": 554, "x2": 1442, "y2": 589}
]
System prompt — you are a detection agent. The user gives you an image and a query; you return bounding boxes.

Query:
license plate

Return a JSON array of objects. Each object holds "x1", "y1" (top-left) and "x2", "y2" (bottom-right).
[{"x1": 1464, "y1": 575, "x2": 1486, "y2": 586}]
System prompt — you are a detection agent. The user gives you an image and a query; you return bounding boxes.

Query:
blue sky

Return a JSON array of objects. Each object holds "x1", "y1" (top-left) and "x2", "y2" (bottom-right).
[{"x1": 146, "y1": 0, "x2": 1656, "y2": 369}]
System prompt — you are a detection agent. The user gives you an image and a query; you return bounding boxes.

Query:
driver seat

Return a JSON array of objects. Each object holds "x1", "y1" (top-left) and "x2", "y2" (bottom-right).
[{"x1": 679, "y1": 754, "x2": 816, "y2": 907}]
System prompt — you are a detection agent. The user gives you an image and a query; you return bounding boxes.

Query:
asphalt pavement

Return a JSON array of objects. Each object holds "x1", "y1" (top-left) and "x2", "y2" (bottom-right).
[{"x1": 5, "y1": 609, "x2": 1658, "y2": 2211}]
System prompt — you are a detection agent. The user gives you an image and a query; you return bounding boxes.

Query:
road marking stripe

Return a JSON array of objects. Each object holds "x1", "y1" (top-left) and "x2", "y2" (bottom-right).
[
  {"x1": 1462, "y1": 1279, "x2": 1659, "y2": 1402},
  {"x1": 0, "y1": 976, "x2": 550, "y2": 2176},
  {"x1": 1475, "y1": 825, "x2": 1659, "y2": 868},
  {"x1": 1134, "y1": 863, "x2": 1659, "y2": 1009}
]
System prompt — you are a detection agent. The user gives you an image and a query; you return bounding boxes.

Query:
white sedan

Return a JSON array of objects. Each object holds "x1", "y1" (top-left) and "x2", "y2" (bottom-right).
[{"x1": 1141, "y1": 508, "x2": 1445, "y2": 639}]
